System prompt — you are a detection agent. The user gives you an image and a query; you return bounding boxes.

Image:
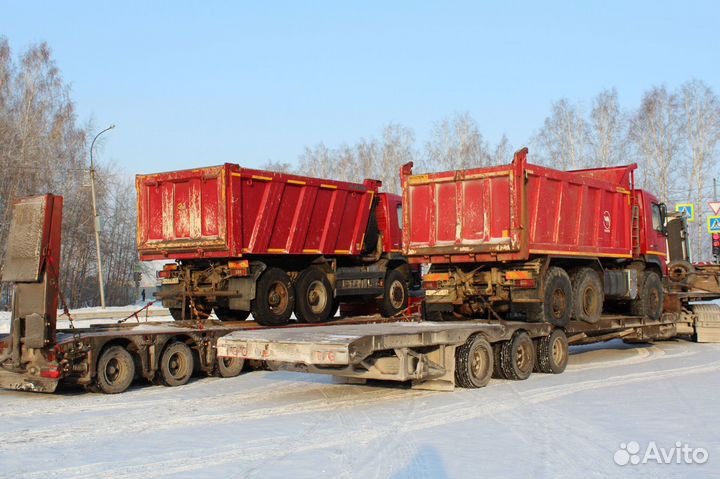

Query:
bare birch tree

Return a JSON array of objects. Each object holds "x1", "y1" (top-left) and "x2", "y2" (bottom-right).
[
  {"x1": 678, "y1": 79, "x2": 720, "y2": 261},
  {"x1": 589, "y1": 88, "x2": 627, "y2": 166},
  {"x1": 628, "y1": 86, "x2": 681, "y2": 204},
  {"x1": 532, "y1": 98, "x2": 589, "y2": 169},
  {"x1": 425, "y1": 112, "x2": 491, "y2": 171}
]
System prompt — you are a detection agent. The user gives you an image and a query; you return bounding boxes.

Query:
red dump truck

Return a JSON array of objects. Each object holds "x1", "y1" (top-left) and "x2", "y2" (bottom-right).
[
  {"x1": 136, "y1": 164, "x2": 410, "y2": 326},
  {"x1": 401, "y1": 148, "x2": 668, "y2": 326}
]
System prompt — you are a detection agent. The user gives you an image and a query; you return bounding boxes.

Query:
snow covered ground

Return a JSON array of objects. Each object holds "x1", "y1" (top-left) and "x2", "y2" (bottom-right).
[{"x1": 0, "y1": 338, "x2": 718, "y2": 478}]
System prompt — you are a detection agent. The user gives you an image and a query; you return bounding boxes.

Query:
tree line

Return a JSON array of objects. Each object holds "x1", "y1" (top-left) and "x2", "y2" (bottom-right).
[
  {"x1": 271, "y1": 83, "x2": 720, "y2": 262},
  {"x1": 0, "y1": 39, "x2": 137, "y2": 309}
]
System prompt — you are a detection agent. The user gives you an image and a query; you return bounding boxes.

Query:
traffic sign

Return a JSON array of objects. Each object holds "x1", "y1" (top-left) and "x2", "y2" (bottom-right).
[
  {"x1": 709, "y1": 216, "x2": 720, "y2": 233},
  {"x1": 676, "y1": 203, "x2": 695, "y2": 222},
  {"x1": 710, "y1": 201, "x2": 720, "y2": 215}
]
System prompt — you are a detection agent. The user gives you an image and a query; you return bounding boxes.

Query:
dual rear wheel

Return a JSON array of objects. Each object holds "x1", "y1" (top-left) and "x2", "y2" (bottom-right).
[{"x1": 455, "y1": 329, "x2": 568, "y2": 388}]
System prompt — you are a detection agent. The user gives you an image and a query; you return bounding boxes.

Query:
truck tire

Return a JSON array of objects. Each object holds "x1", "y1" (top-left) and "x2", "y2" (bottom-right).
[
  {"x1": 217, "y1": 356, "x2": 245, "y2": 378},
  {"x1": 536, "y1": 329, "x2": 568, "y2": 374},
  {"x1": 569, "y1": 267, "x2": 603, "y2": 324},
  {"x1": 96, "y1": 346, "x2": 135, "y2": 394},
  {"x1": 169, "y1": 307, "x2": 188, "y2": 321},
  {"x1": 214, "y1": 307, "x2": 250, "y2": 322},
  {"x1": 499, "y1": 331, "x2": 534, "y2": 380},
  {"x1": 158, "y1": 342, "x2": 194, "y2": 387},
  {"x1": 251, "y1": 267, "x2": 295, "y2": 326},
  {"x1": 455, "y1": 334, "x2": 494, "y2": 388},
  {"x1": 667, "y1": 260, "x2": 696, "y2": 284},
  {"x1": 294, "y1": 267, "x2": 334, "y2": 323},
  {"x1": 380, "y1": 269, "x2": 408, "y2": 317},
  {"x1": 527, "y1": 267, "x2": 572, "y2": 327},
  {"x1": 630, "y1": 270, "x2": 663, "y2": 320}
]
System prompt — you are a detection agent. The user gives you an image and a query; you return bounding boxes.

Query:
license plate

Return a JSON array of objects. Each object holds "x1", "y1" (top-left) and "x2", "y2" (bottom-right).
[{"x1": 161, "y1": 278, "x2": 180, "y2": 285}]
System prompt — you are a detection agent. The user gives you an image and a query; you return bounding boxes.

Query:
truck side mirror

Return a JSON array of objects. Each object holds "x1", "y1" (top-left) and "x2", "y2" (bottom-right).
[{"x1": 659, "y1": 203, "x2": 668, "y2": 236}]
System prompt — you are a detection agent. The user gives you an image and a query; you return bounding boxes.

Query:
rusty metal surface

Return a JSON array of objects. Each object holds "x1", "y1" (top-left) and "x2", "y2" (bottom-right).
[
  {"x1": 2, "y1": 196, "x2": 48, "y2": 282},
  {"x1": 402, "y1": 148, "x2": 645, "y2": 263},
  {"x1": 137, "y1": 163, "x2": 385, "y2": 260}
]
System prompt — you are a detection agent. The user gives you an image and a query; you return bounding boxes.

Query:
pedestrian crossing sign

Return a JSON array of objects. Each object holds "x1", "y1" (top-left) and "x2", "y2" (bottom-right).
[
  {"x1": 709, "y1": 216, "x2": 720, "y2": 233},
  {"x1": 675, "y1": 203, "x2": 694, "y2": 222}
]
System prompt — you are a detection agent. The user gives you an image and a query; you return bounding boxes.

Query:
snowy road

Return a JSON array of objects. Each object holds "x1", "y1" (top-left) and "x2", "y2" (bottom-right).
[{"x1": 0, "y1": 338, "x2": 718, "y2": 478}]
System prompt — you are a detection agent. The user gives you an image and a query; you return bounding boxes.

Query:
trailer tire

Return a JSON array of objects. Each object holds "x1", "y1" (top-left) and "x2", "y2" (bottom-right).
[
  {"x1": 217, "y1": 356, "x2": 245, "y2": 378},
  {"x1": 159, "y1": 342, "x2": 194, "y2": 387},
  {"x1": 252, "y1": 268, "x2": 295, "y2": 326},
  {"x1": 380, "y1": 269, "x2": 408, "y2": 317},
  {"x1": 96, "y1": 346, "x2": 135, "y2": 394},
  {"x1": 569, "y1": 267, "x2": 603, "y2": 324},
  {"x1": 295, "y1": 267, "x2": 334, "y2": 323},
  {"x1": 500, "y1": 331, "x2": 535, "y2": 380},
  {"x1": 455, "y1": 335, "x2": 494, "y2": 388},
  {"x1": 536, "y1": 329, "x2": 568, "y2": 374},
  {"x1": 214, "y1": 307, "x2": 250, "y2": 321},
  {"x1": 527, "y1": 267, "x2": 572, "y2": 327},
  {"x1": 630, "y1": 270, "x2": 663, "y2": 320}
]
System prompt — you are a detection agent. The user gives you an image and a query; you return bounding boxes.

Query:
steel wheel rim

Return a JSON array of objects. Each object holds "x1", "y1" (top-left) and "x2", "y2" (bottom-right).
[
  {"x1": 268, "y1": 281, "x2": 289, "y2": 314},
  {"x1": 105, "y1": 358, "x2": 121, "y2": 383},
  {"x1": 582, "y1": 287, "x2": 596, "y2": 315},
  {"x1": 471, "y1": 346, "x2": 489, "y2": 380},
  {"x1": 551, "y1": 288, "x2": 567, "y2": 319},
  {"x1": 389, "y1": 280, "x2": 405, "y2": 309},
  {"x1": 307, "y1": 280, "x2": 328, "y2": 314},
  {"x1": 551, "y1": 337, "x2": 565, "y2": 365},
  {"x1": 168, "y1": 351, "x2": 187, "y2": 378},
  {"x1": 516, "y1": 340, "x2": 532, "y2": 371}
]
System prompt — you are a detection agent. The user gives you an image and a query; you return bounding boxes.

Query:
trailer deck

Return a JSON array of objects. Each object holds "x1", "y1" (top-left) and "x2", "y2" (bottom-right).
[{"x1": 216, "y1": 312, "x2": 704, "y2": 391}]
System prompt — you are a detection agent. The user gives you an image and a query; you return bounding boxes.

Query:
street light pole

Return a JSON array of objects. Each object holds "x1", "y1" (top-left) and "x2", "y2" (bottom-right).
[{"x1": 89, "y1": 124, "x2": 115, "y2": 309}]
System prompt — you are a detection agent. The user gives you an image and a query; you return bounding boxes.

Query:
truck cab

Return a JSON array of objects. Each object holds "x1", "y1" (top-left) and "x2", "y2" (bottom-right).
[{"x1": 635, "y1": 189, "x2": 669, "y2": 274}]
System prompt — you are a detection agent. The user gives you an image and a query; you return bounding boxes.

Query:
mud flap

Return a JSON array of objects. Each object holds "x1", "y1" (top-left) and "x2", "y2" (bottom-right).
[{"x1": 0, "y1": 369, "x2": 59, "y2": 393}]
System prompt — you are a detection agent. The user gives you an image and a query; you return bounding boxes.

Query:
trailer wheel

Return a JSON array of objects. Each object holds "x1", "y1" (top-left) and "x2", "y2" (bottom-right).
[
  {"x1": 527, "y1": 267, "x2": 572, "y2": 327},
  {"x1": 217, "y1": 356, "x2": 245, "y2": 378},
  {"x1": 158, "y1": 342, "x2": 194, "y2": 387},
  {"x1": 252, "y1": 268, "x2": 295, "y2": 326},
  {"x1": 569, "y1": 268, "x2": 603, "y2": 324},
  {"x1": 214, "y1": 307, "x2": 250, "y2": 321},
  {"x1": 630, "y1": 270, "x2": 663, "y2": 320},
  {"x1": 455, "y1": 335, "x2": 494, "y2": 388},
  {"x1": 536, "y1": 329, "x2": 568, "y2": 374},
  {"x1": 295, "y1": 267, "x2": 333, "y2": 323},
  {"x1": 380, "y1": 269, "x2": 408, "y2": 317},
  {"x1": 96, "y1": 346, "x2": 135, "y2": 394},
  {"x1": 500, "y1": 331, "x2": 535, "y2": 380}
]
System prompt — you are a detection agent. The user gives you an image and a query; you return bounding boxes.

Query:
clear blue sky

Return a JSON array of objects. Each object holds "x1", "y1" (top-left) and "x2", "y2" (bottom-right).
[{"x1": 2, "y1": 1, "x2": 718, "y2": 175}]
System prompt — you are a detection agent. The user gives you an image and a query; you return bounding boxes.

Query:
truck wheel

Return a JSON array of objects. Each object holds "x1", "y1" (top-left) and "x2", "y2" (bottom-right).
[
  {"x1": 159, "y1": 342, "x2": 194, "y2": 387},
  {"x1": 536, "y1": 329, "x2": 568, "y2": 374},
  {"x1": 96, "y1": 346, "x2": 135, "y2": 394},
  {"x1": 500, "y1": 331, "x2": 535, "y2": 380},
  {"x1": 295, "y1": 267, "x2": 333, "y2": 323},
  {"x1": 569, "y1": 268, "x2": 603, "y2": 324},
  {"x1": 214, "y1": 307, "x2": 250, "y2": 321},
  {"x1": 217, "y1": 356, "x2": 245, "y2": 378},
  {"x1": 667, "y1": 260, "x2": 696, "y2": 283},
  {"x1": 527, "y1": 267, "x2": 572, "y2": 327},
  {"x1": 380, "y1": 269, "x2": 408, "y2": 317},
  {"x1": 455, "y1": 334, "x2": 494, "y2": 388},
  {"x1": 630, "y1": 271, "x2": 663, "y2": 320},
  {"x1": 252, "y1": 267, "x2": 295, "y2": 326}
]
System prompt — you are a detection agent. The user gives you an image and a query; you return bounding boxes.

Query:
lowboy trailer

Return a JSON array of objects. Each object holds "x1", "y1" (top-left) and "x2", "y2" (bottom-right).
[{"x1": 216, "y1": 306, "x2": 718, "y2": 391}]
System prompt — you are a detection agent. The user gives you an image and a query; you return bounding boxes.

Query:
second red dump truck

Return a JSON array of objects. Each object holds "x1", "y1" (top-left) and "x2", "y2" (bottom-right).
[
  {"x1": 401, "y1": 148, "x2": 668, "y2": 326},
  {"x1": 136, "y1": 164, "x2": 410, "y2": 326}
]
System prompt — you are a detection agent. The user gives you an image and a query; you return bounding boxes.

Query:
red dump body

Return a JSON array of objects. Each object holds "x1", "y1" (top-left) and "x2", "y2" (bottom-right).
[
  {"x1": 402, "y1": 149, "x2": 638, "y2": 264},
  {"x1": 137, "y1": 164, "x2": 379, "y2": 261}
]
